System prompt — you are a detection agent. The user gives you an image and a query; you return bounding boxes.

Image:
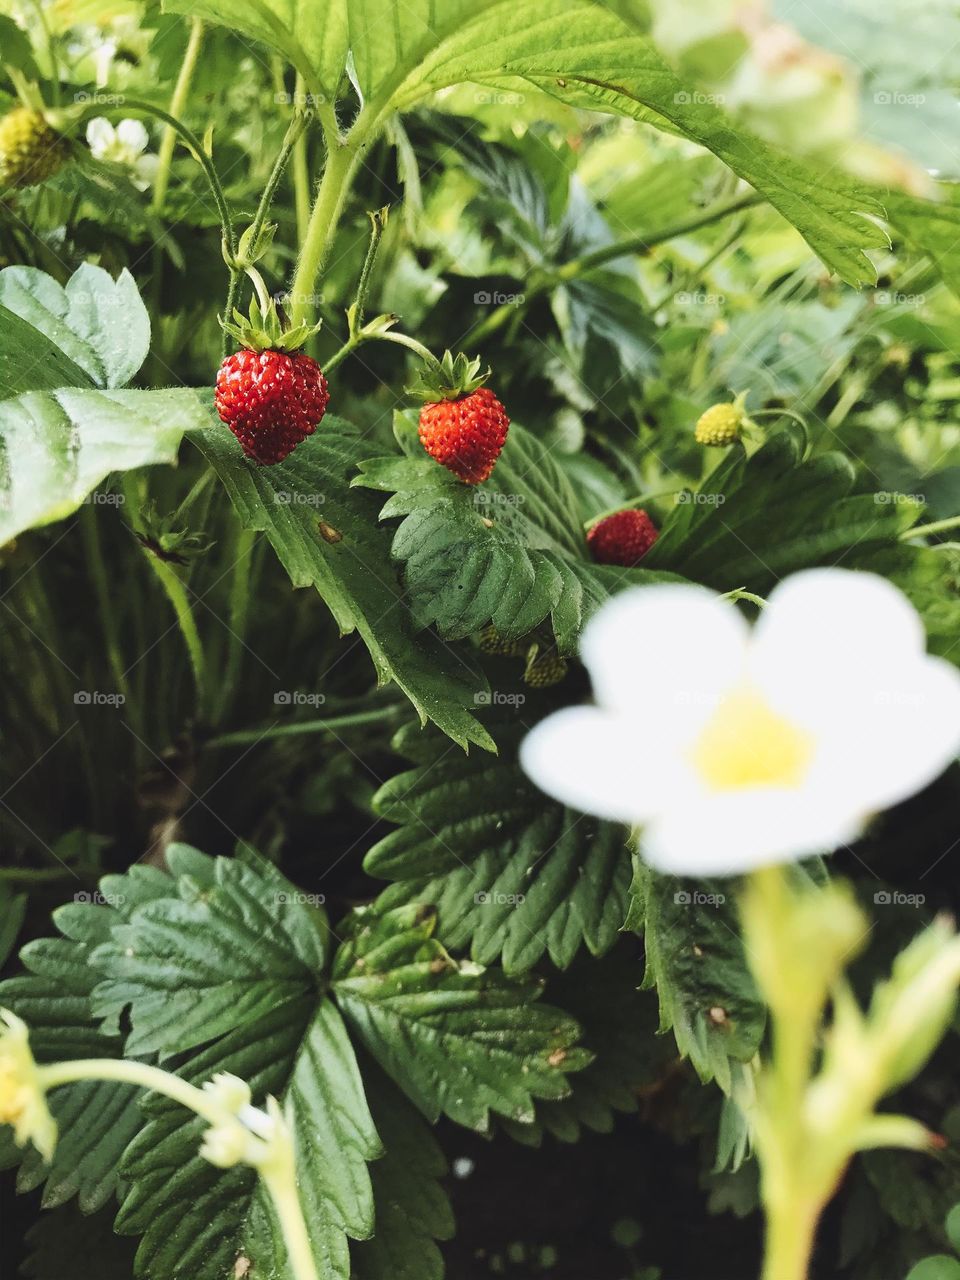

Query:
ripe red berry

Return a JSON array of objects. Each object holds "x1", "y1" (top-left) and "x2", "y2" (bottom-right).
[
  {"x1": 587, "y1": 509, "x2": 659, "y2": 566},
  {"x1": 418, "y1": 387, "x2": 510, "y2": 485},
  {"x1": 215, "y1": 348, "x2": 329, "y2": 465}
]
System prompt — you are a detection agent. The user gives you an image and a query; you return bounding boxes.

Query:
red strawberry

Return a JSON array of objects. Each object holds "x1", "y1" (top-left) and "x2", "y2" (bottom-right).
[
  {"x1": 418, "y1": 387, "x2": 510, "y2": 485},
  {"x1": 409, "y1": 350, "x2": 509, "y2": 484},
  {"x1": 215, "y1": 348, "x2": 329, "y2": 465},
  {"x1": 587, "y1": 509, "x2": 659, "y2": 566}
]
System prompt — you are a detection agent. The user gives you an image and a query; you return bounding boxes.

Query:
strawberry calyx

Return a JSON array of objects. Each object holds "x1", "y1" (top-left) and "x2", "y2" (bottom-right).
[
  {"x1": 406, "y1": 348, "x2": 491, "y2": 403},
  {"x1": 219, "y1": 267, "x2": 321, "y2": 354}
]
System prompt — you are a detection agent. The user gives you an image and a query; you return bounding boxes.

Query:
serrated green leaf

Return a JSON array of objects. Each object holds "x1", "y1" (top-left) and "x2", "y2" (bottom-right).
[
  {"x1": 367, "y1": 705, "x2": 632, "y2": 974},
  {"x1": 194, "y1": 417, "x2": 494, "y2": 751},
  {"x1": 331, "y1": 902, "x2": 590, "y2": 1132},
  {"x1": 629, "y1": 857, "x2": 765, "y2": 1092},
  {"x1": 351, "y1": 1063, "x2": 455, "y2": 1280},
  {"x1": 391, "y1": 0, "x2": 887, "y2": 285},
  {"x1": 0, "y1": 386, "x2": 210, "y2": 543},
  {"x1": 644, "y1": 426, "x2": 923, "y2": 592},
  {"x1": 356, "y1": 418, "x2": 678, "y2": 654},
  {"x1": 0, "y1": 265, "x2": 150, "y2": 389},
  {"x1": 0, "y1": 884, "x2": 26, "y2": 968},
  {"x1": 0, "y1": 304, "x2": 94, "y2": 397},
  {"x1": 90, "y1": 847, "x2": 327, "y2": 1056}
]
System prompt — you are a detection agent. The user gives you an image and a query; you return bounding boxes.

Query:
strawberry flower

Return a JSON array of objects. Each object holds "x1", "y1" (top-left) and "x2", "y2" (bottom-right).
[
  {"x1": 521, "y1": 569, "x2": 960, "y2": 875},
  {"x1": 85, "y1": 117, "x2": 159, "y2": 190},
  {"x1": 0, "y1": 1010, "x2": 57, "y2": 1162}
]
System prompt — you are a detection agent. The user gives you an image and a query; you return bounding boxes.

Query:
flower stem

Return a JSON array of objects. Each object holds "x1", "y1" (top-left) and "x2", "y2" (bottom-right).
[
  {"x1": 260, "y1": 1163, "x2": 321, "y2": 1280},
  {"x1": 151, "y1": 17, "x2": 204, "y2": 214},
  {"x1": 205, "y1": 704, "x2": 407, "y2": 749},
  {"x1": 903, "y1": 513, "x2": 960, "y2": 540},
  {"x1": 288, "y1": 137, "x2": 362, "y2": 330},
  {"x1": 761, "y1": 1196, "x2": 822, "y2": 1280},
  {"x1": 39, "y1": 1057, "x2": 222, "y2": 1124}
]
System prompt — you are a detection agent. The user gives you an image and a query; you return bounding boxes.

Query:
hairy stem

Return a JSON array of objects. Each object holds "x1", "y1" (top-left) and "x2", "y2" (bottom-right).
[{"x1": 151, "y1": 17, "x2": 204, "y2": 213}]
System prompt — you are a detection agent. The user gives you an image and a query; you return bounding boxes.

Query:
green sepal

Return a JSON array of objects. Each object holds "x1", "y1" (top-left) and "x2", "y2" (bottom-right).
[
  {"x1": 406, "y1": 349, "x2": 490, "y2": 403},
  {"x1": 219, "y1": 290, "x2": 321, "y2": 354}
]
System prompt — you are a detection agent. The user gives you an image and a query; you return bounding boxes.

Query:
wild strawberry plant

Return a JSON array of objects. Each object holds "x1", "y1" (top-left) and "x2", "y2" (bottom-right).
[{"x1": 1, "y1": 4, "x2": 960, "y2": 1280}]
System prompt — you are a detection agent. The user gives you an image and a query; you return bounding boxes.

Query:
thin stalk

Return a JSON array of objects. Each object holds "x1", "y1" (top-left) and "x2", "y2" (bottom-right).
[
  {"x1": 247, "y1": 111, "x2": 312, "y2": 260},
  {"x1": 288, "y1": 138, "x2": 363, "y2": 329},
  {"x1": 211, "y1": 526, "x2": 255, "y2": 725},
  {"x1": 468, "y1": 193, "x2": 763, "y2": 343},
  {"x1": 205, "y1": 705, "x2": 405, "y2": 750},
  {"x1": 79, "y1": 505, "x2": 133, "y2": 717},
  {"x1": 902, "y1": 513, "x2": 960, "y2": 540},
  {"x1": 151, "y1": 17, "x2": 205, "y2": 213},
  {"x1": 40, "y1": 1058, "x2": 223, "y2": 1124},
  {"x1": 292, "y1": 75, "x2": 312, "y2": 245},
  {"x1": 142, "y1": 553, "x2": 205, "y2": 700},
  {"x1": 584, "y1": 486, "x2": 680, "y2": 528},
  {"x1": 261, "y1": 1164, "x2": 320, "y2": 1280},
  {"x1": 761, "y1": 1197, "x2": 822, "y2": 1280}
]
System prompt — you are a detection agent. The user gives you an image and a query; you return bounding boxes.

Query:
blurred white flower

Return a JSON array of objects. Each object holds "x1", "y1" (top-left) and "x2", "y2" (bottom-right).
[
  {"x1": 520, "y1": 570, "x2": 960, "y2": 876},
  {"x1": 85, "y1": 117, "x2": 159, "y2": 189},
  {"x1": 0, "y1": 1009, "x2": 57, "y2": 1162}
]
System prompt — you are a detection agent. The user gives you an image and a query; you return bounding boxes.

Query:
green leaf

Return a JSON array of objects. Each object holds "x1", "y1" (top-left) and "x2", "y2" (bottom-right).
[
  {"x1": 331, "y1": 902, "x2": 591, "y2": 1132},
  {"x1": 367, "y1": 709, "x2": 632, "y2": 974},
  {"x1": 628, "y1": 858, "x2": 765, "y2": 1092},
  {"x1": 161, "y1": 0, "x2": 349, "y2": 101},
  {"x1": 393, "y1": 0, "x2": 887, "y2": 285},
  {"x1": 498, "y1": 952, "x2": 668, "y2": 1146},
  {"x1": 0, "y1": 867, "x2": 175, "y2": 1209},
  {"x1": 0, "y1": 305, "x2": 94, "y2": 397},
  {"x1": 906, "y1": 1260, "x2": 960, "y2": 1280},
  {"x1": 193, "y1": 417, "x2": 495, "y2": 751},
  {"x1": 355, "y1": 417, "x2": 679, "y2": 654},
  {"x1": 0, "y1": 387, "x2": 210, "y2": 544},
  {"x1": 89, "y1": 846, "x2": 380, "y2": 1280},
  {"x1": 351, "y1": 1064, "x2": 455, "y2": 1280},
  {"x1": 886, "y1": 187, "x2": 960, "y2": 299},
  {"x1": 644, "y1": 426, "x2": 923, "y2": 593},
  {"x1": 0, "y1": 883, "x2": 26, "y2": 968},
  {"x1": 90, "y1": 846, "x2": 327, "y2": 1057},
  {"x1": 0, "y1": 265, "x2": 150, "y2": 389}
]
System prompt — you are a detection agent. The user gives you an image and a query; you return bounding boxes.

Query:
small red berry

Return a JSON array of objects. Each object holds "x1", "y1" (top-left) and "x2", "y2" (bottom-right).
[
  {"x1": 418, "y1": 387, "x2": 510, "y2": 485},
  {"x1": 215, "y1": 348, "x2": 329, "y2": 465},
  {"x1": 587, "y1": 509, "x2": 659, "y2": 566}
]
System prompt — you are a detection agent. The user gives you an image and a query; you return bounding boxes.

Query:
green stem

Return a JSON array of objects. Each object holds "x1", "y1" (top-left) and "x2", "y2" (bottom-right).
[
  {"x1": 903, "y1": 513, "x2": 960, "y2": 540},
  {"x1": 114, "y1": 97, "x2": 235, "y2": 261},
  {"x1": 350, "y1": 207, "x2": 389, "y2": 334},
  {"x1": 205, "y1": 705, "x2": 405, "y2": 749},
  {"x1": 468, "y1": 194, "x2": 762, "y2": 343},
  {"x1": 761, "y1": 1196, "x2": 822, "y2": 1280},
  {"x1": 292, "y1": 76, "x2": 312, "y2": 246},
  {"x1": 212, "y1": 526, "x2": 256, "y2": 725},
  {"x1": 145, "y1": 555, "x2": 205, "y2": 700},
  {"x1": 249, "y1": 111, "x2": 312, "y2": 259},
  {"x1": 40, "y1": 1057, "x2": 223, "y2": 1124},
  {"x1": 79, "y1": 505, "x2": 133, "y2": 717},
  {"x1": 287, "y1": 134, "x2": 364, "y2": 330},
  {"x1": 584, "y1": 487, "x2": 679, "y2": 528},
  {"x1": 261, "y1": 1164, "x2": 321, "y2": 1280},
  {"x1": 150, "y1": 17, "x2": 204, "y2": 213}
]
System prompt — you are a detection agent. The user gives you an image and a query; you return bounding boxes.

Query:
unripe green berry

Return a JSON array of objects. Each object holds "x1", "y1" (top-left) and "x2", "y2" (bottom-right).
[
  {"x1": 0, "y1": 108, "x2": 68, "y2": 189},
  {"x1": 695, "y1": 402, "x2": 743, "y2": 446}
]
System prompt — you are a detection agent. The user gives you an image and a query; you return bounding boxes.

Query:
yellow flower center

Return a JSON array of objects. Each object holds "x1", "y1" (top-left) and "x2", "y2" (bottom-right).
[{"x1": 690, "y1": 687, "x2": 814, "y2": 792}]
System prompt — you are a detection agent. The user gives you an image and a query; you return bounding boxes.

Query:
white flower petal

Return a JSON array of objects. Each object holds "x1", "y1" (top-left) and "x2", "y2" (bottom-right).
[
  {"x1": 85, "y1": 116, "x2": 115, "y2": 155},
  {"x1": 641, "y1": 787, "x2": 864, "y2": 876},
  {"x1": 116, "y1": 118, "x2": 149, "y2": 154},
  {"x1": 750, "y1": 569, "x2": 927, "y2": 730},
  {"x1": 519, "y1": 706, "x2": 680, "y2": 825},
  {"x1": 581, "y1": 584, "x2": 749, "y2": 744}
]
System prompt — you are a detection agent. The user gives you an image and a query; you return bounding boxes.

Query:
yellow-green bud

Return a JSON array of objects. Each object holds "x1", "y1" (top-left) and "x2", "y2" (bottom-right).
[
  {"x1": 523, "y1": 649, "x2": 568, "y2": 689},
  {"x1": 695, "y1": 402, "x2": 743, "y2": 447},
  {"x1": 0, "y1": 108, "x2": 68, "y2": 190}
]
